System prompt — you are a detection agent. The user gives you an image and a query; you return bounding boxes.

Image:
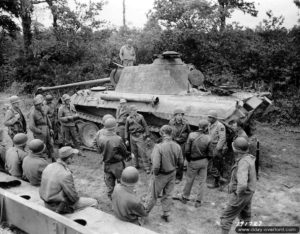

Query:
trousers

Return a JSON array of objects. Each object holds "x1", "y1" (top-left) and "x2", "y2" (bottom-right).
[
  {"x1": 61, "y1": 125, "x2": 81, "y2": 147},
  {"x1": 104, "y1": 161, "x2": 125, "y2": 198},
  {"x1": 130, "y1": 134, "x2": 150, "y2": 171}
]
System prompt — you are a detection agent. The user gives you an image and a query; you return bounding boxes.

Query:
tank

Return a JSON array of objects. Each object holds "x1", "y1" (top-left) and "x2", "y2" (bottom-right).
[{"x1": 37, "y1": 51, "x2": 272, "y2": 148}]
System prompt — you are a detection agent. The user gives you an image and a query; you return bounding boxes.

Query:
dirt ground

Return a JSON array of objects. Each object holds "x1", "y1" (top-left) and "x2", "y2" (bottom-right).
[{"x1": 0, "y1": 93, "x2": 299, "y2": 234}]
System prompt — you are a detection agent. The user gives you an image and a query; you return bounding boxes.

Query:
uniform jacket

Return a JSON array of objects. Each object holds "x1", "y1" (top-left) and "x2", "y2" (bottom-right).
[
  {"x1": 119, "y1": 45, "x2": 136, "y2": 62},
  {"x1": 28, "y1": 107, "x2": 52, "y2": 135},
  {"x1": 185, "y1": 131, "x2": 211, "y2": 161},
  {"x1": 112, "y1": 184, "x2": 147, "y2": 222},
  {"x1": 22, "y1": 152, "x2": 49, "y2": 186},
  {"x1": 96, "y1": 131, "x2": 127, "y2": 164},
  {"x1": 44, "y1": 102, "x2": 56, "y2": 122},
  {"x1": 5, "y1": 147, "x2": 28, "y2": 177},
  {"x1": 228, "y1": 153, "x2": 256, "y2": 195},
  {"x1": 0, "y1": 143, "x2": 7, "y2": 172},
  {"x1": 4, "y1": 107, "x2": 26, "y2": 133},
  {"x1": 58, "y1": 105, "x2": 76, "y2": 127},
  {"x1": 39, "y1": 160, "x2": 79, "y2": 206},
  {"x1": 151, "y1": 137, "x2": 184, "y2": 176},
  {"x1": 208, "y1": 120, "x2": 226, "y2": 151},
  {"x1": 125, "y1": 114, "x2": 149, "y2": 139},
  {"x1": 169, "y1": 118, "x2": 191, "y2": 144},
  {"x1": 116, "y1": 105, "x2": 129, "y2": 125}
]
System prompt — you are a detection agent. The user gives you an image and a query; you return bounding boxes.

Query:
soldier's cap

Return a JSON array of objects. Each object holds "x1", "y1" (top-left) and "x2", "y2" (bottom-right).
[
  {"x1": 207, "y1": 110, "x2": 218, "y2": 119},
  {"x1": 232, "y1": 137, "x2": 249, "y2": 153},
  {"x1": 120, "y1": 98, "x2": 127, "y2": 104},
  {"x1": 62, "y1": 94, "x2": 71, "y2": 101},
  {"x1": 45, "y1": 94, "x2": 53, "y2": 101},
  {"x1": 129, "y1": 105, "x2": 138, "y2": 111},
  {"x1": 59, "y1": 146, "x2": 79, "y2": 159},
  {"x1": 9, "y1": 95, "x2": 20, "y2": 104},
  {"x1": 173, "y1": 108, "x2": 184, "y2": 115},
  {"x1": 33, "y1": 95, "x2": 44, "y2": 105}
]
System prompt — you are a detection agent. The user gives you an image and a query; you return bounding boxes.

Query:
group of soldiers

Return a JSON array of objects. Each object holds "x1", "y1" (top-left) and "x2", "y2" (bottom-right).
[{"x1": 0, "y1": 94, "x2": 256, "y2": 234}]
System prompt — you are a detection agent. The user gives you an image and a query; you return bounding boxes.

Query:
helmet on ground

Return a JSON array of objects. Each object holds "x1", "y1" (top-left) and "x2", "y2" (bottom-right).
[
  {"x1": 33, "y1": 95, "x2": 44, "y2": 105},
  {"x1": 159, "y1": 125, "x2": 173, "y2": 136},
  {"x1": 120, "y1": 98, "x2": 127, "y2": 104},
  {"x1": 45, "y1": 94, "x2": 53, "y2": 101},
  {"x1": 121, "y1": 166, "x2": 139, "y2": 185},
  {"x1": 9, "y1": 96, "x2": 20, "y2": 104},
  {"x1": 28, "y1": 139, "x2": 46, "y2": 154},
  {"x1": 198, "y1": 119, "x2": 209, "y2": 130},
  {"x1": 207, "y1": 110, "x2": 218, "y2": 119},
  {"x1": 59, "y1": 146, "x2": 79, "y2": 159},
  {"x1": 13, "y1": 133, "x2": 28, "y2": 146},
  {"x1": 62, "y1": 94, "x2": 71, "y2": 102},
  {"x1": 173, "y1": 108, "x2": 184, "y2": 115},
  {"x1": 102, "y1": 114, "x2": 114, "y2": 123},
  {"x1": 104, "y1": 118, "x2": 117, "y2": 130},
  {"x1": 232, "y1": 137, "x2": 249, "y2": 153}
]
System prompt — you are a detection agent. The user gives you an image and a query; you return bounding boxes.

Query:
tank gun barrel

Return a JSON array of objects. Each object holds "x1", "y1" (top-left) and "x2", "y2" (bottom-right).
[{"x1": 37, "y1": 78, "x2": 111, "y2": 93}]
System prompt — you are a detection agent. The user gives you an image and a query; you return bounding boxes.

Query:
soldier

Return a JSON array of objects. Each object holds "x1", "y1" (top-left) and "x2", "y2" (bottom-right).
[
  {"x1": 119, "y1": 38, "x2": 136, "y2": 66},
  {"x1": 93, "y1": 114, "x2": 115, "y2": 150},
  {"x1": 22, "y1": 139, "x2": 49, "y2": 186},
  {"x1": 207, "y1": 110, "x2": 227, "y2": 189},
  {"x1": 229, "y1": 118, "x2": 248, "y2": 141},
  {"x1": 178, "y1": 120, "x2": 211, "y2": 208},
  {"x1": 112, "y1": 166, "x2": 148, "y2": 224},
  {"x1": 5, "y1": 133, "x2": 28, "y2": 178},
  {"x1": 116, "y1": 99, "x2": 129, "y2": 142},
  {"x1": 4, "y1": 95, "x2": 27, "y2": 141},
  {"x1": 220, "y1": 137, "x2": 256, "y2": 234},
  {"x1": 44, "y1": 94, "x2": 57, "y2": 138},
  {"x1": 29, "y1": 95, "x2": 55, "y2": 162},
  {"x1": 95, "y1": 118, "x2": 128, "y2": 199},
  {"x1": 125, "y1": 105, "x2": 151, "y2": 174},
  {"x1": 169, "y1": 108, "x2": 191, "y2": 183},
  {"x1": 40, "y1": 146, "x2": 97, "y2": 214},
  {"x1": 58, "y1": 94, "x2": 81, "y2": 148},
  {"x1": 145, "y1": 125, "x2": 183, "y2": 222},
  {"x1": 0, "y1": 129, "x2": 6, "y2": 172}
]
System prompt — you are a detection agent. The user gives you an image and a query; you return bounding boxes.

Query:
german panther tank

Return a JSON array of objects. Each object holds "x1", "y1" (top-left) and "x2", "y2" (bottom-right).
[{"x1": 38, "y1": 51, "x2": 271, "y2": 148}]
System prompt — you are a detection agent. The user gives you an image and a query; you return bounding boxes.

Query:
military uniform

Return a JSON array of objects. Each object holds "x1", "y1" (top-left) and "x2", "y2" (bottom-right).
[
  {"x1": 44, "y1": 101, "x2": 58, "y2": 141},
  {"x1": 22, "y1": 152, "x2": 49, "y2": 186},
  {"x1": 4, "y1": 107, "x2": 26, "y2": 140},
  {"x1": 145, "y1": 136, "x2": 183, "y2": 217},
  {"x1": 28, "y1": 107, "x2": 54, "y2": 160},
  {"x1": 95, "y1": 130, "x2": 128, "y2": 198},
  {"x1": 119, "y1": 45, "x2": 136, "y2": 66},
  {"x1": 5, "y1": 147, "x2": 28, "y2": 177},
  {"x1": 125, "y1": 113, "x2": 150, "y2": 171},
  {"x1": 220, "y1": 153, "x2": 256, "y2": 233},
  {"x1": 116, "y1": 105, "x2": 129, "y2": 141},
  {"x1": 208, "y1": 120, "x2": 226, "y2": 179},
  {"x1": 40, "y1": 159, "x2": 97, "y2": 213},
  {"x1": 58, "y1": 104, "x2": 80, "y2": 147},
  {"x1": 182, "y1": 131, "x2": 211, "y2": 202},
  {"x1": 0, "y1": 143, "x2": 6, "y2": 172},
  {"x1": 112, "y1": 183, "x2": 148, "y2": 223}
]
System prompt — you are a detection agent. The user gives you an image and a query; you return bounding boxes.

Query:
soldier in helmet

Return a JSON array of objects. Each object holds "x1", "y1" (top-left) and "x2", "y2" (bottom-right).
[
  {"x1": 220, "y1": 137, "x2": 256, "y2": 234},
  {"x1": 116, "y1": 99, "x2": 129, "y2": 142},
  {"x1": 93, "y1": 114, "x2": 115, "y2": 150},
  {"x1": 169, "y1": 108, "x2": 191, "y2": 183},
  {"x1": 145, "y1": 125, "x2": 184, "y2": 222},
  {"x1": 22, "y1": 139, "x2": 49, "y2": 186},
  {"x1": 94, "y1": 118, "x2": 129, "y2": 199},
  {"x1": 207, "y1": 110, "x2": 227, "y2": 188},
  {"x1": 5, "y1": 133, "x2": 28, "y2": 178},
  {"x1": 112, "y1": 166, "x2": 148, "y2": 224},
  {"x1": 58, "y1": 94, "x2": 81, "y2": 148},
  {"x1": 44, "y1": 94, "x2": 58, "y2": 138},
  {"x1": 177, "y1": 120, "x2": 211, "y2": 208},
  {"x1": 125, "y1": 105, "x2": 151, "y2": 173},
  {"x1": 4, "y1": 95, "x2": 27, "y2": 141},
  {"x1": 29, "y1": 95, "x2": 55, "y2": 162}
]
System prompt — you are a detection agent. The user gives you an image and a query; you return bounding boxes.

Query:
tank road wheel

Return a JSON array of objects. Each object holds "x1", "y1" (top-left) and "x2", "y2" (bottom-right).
[{"x1": 79, "y1": 122, "x2": 100, "y2": 148}]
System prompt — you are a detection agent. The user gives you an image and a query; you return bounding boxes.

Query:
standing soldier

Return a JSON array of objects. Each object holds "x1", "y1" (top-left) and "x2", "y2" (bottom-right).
[
  {"x1": 29, "y1": 95, "x2": 55, "y2": 162},
  {"x1": 4, "y1": 95, "x2": 27, "y2": 141},
  {"x1": 95, "y1": 118, "x2": 128, "y2": 200},
  {"x1": 119, "y1": 39, "x2": 136, "y2": 66},
  {"x1": 125, "y1": 105, "x2": 151, "y2": 174},
  {"x1": 58, "y1": 94, "x2": 81, "y2": 148},
  {"x1": 93, "y1": 114, "x2": 115, "y2": 150},
  {"x1": 169, "y1": 108, "x2": 190, "y2": 183},
  {"x1": 116, "y1": 99, "x2": 129, "y2": 142},
  {"x1": 145, "y1": 125, "x2": 183, "y2": 222},
  {"x1": 207, "y1": 110, "x2": 227, "y2": 189},
  {"x1": 220, "y1": 137, "x2": 256, "y2": 234},
  {"x1": 44, "y1": 95, "x2": 57, "y2": 140},
  {"x1": 5, "y1": 133, "x2": 28, "y2": 178},
  {"x1": 178, "y1": 120, "x2": 211, "y2": 208}
]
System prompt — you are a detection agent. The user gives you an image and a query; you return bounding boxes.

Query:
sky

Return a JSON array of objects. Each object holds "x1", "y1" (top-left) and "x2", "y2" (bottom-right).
[{"x1": 34, "y1": 0, "x2": 300, "y2": 29}]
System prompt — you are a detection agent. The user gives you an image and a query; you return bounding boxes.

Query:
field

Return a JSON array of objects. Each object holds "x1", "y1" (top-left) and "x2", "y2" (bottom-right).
[{"x1": 0, "y1": 93, "x2": 299, "y2": 234}]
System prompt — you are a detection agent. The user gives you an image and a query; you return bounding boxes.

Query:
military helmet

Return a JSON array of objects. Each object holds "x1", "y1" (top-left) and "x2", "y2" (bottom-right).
[
  {"x1": 62, "y1": 94, "x2": 71, "y2": 102},
  {"x1": 159, "y1": 125, "x2": 173, "y2": 136},
  {"x1": 173, "y1": 108, "x2": 184, "y2": 115},
  {"x1": 9, "y1": 95, "x2": 20, "y2": 104},
  {"x1": 33, "y1": 95, "x2": 44, "y2": 105},
  {"x1": 28, "y1": 139, "x2": 46, "y2": 154},
  {"x1": 120, "y1": 98, "x2": 127, "y2": 104},
  {"x1": 45, "y1": 94, "x2": 53, "y2": 101},
  {"x1": 198, "y1": 119, "x2": 209, "y2": 130},
  {"x1": 102, "y1": 114, "x2": 114, "y2": 123},
  {"x1": 232, "y1": 137, "x2": 249, "y2": 153},
  {"x1": 121, "y1": 166, "x2": 139, "y2": 185},
  {"x1": 59, "y1": 146, "x2": 79, "y2": 159},
  {"x1": 13, "y1": 133, "x2": 28, "y2": 146},
  {"x1": 207, "y1": 110, "x2": 218, "y2": 119},
  {"x1": 104, "y1": 118, "x2": 117, "y2": 130}
]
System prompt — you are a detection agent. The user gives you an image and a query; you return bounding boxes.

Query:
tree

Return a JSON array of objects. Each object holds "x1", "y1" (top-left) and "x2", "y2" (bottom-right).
[{"x1": 0, "y1": 0, "x2": 20, "y2": 38}]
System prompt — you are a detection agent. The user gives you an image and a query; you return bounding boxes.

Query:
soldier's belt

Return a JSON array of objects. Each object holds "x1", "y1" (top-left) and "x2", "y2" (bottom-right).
[{"x1": 158, "y1": 169, "x2": 175, "y2": 175}]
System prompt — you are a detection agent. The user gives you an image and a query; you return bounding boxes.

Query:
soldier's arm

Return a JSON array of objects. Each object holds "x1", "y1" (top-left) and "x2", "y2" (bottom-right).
[
  {"x1": 130, "y1": 202, "x2": 148, "y2": 217},
  {"x1": 4, "y1": 110, "x2": 18, "y2": 126},
  {"x1": 58, "y1": 107, "x2": 69, "y2": 122},
  {"x1": 185, "y1": 133, "x2": 193, "y2": 160},
  {"x1": 236, "y1": 159, "x2": 250, "y2": 195},
  {"x1": 118, "y1": 139, "x2": 128, "y2": 159},
  {"x1": 28, "y1": 112, "x2": 42, "y2": 134},
  {"x1": 177, "y1": 144, "x2": 184, "y2": 167},
  {"x1": 119, "y1": 47, "x2": 124, "y2": 61},
  {"x1": 151, "y1": 145, "x2": 161, "y2": 176},
  {"x1": 124, "y1": 118, "x2": 129, "y2": 140},
  {"x1": 216, "y1": 124, "x2": 226, "y2": 151},
  {"x1": 61, "y1": 173, "x2": 79, "y2": 204},
  {"x1": 141, "y1": 116, "x2": 150, "y2": 136}
]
